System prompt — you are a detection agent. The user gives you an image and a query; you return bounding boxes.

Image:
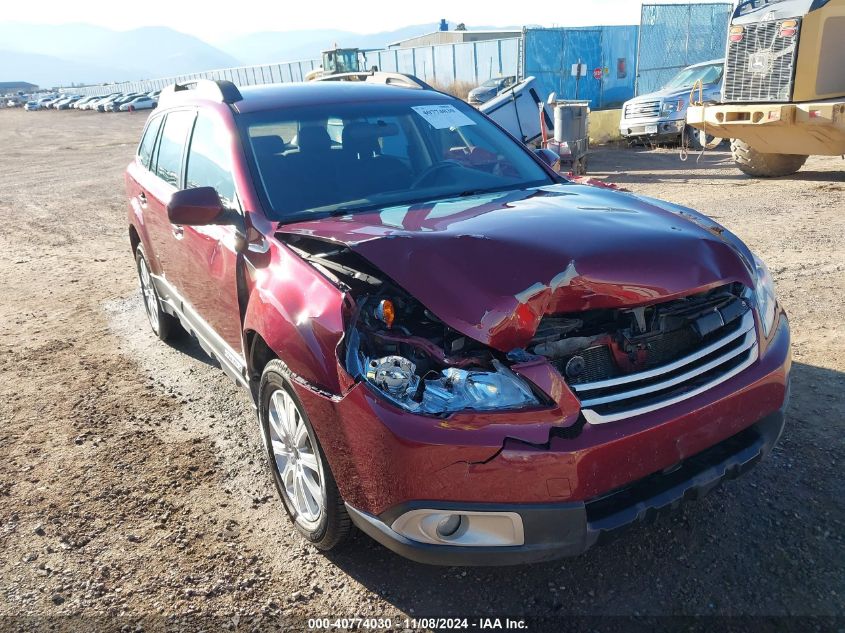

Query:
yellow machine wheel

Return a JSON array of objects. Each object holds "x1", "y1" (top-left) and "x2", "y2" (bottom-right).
[{"x1": 731, "y1": 139, "x2": 808, "y2": 178}]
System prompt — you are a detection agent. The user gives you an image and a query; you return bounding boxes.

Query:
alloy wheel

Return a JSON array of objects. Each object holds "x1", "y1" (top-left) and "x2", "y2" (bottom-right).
[
  {"x1": 138, "y1": 256, "x2": 159, "y2": 332},
  {"x1": 267, "y1": 388, "x2": 324, "y2": 529}
]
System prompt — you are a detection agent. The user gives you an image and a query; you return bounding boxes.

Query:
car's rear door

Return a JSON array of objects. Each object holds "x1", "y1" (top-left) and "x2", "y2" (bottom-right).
[{"x1": 126, "y1": 113, "x2": 164, "y2": 268}]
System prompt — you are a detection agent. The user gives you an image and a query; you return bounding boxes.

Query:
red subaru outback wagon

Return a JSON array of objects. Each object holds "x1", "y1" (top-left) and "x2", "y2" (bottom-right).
[{"x1": 125, "y1": 78, "x2": 790, "y2": 565}]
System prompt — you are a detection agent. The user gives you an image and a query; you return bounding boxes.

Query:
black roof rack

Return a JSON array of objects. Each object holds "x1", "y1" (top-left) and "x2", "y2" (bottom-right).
[{"x1": 159, "y1": 79, "x2": 243, "y2": 105}]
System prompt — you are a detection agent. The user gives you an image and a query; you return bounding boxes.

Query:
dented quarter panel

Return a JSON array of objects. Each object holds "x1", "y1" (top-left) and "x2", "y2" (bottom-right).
[{"x1": 276, "y1": 184, "x2": 756, "y2": 352}]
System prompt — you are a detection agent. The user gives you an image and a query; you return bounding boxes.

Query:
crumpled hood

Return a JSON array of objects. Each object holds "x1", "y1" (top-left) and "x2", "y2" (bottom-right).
[{"x1": 277, "y1": 184, "x2": 755, "y2": 351}]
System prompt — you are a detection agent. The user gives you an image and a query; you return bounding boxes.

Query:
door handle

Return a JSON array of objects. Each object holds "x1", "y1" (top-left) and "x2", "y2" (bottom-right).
[
  {"x1": 138, "y1": 191, "x2": 147, "y2": 207},
  {"x1": 172, "y1": 225, "x2": 184, "y2": 239}
]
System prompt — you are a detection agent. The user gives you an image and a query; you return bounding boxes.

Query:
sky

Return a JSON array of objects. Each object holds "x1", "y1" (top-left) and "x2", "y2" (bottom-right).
[{"x1": 0, "y1": 0, "x2": 734, "y2": 41}]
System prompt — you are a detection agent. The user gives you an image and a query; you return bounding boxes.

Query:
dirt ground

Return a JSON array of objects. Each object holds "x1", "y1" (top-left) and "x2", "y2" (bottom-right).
[{"x1": 0, "y1": 108, "x2": 843, "y2": 632}]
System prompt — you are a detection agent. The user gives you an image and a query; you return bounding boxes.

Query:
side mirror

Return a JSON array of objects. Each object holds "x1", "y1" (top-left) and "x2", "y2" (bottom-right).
[
  {"x1": 167, "y1": 186, "x2": 226, "y2": 225},
  {"x1": 533, "y1": 148, "x2": 560, "y2": 170}
]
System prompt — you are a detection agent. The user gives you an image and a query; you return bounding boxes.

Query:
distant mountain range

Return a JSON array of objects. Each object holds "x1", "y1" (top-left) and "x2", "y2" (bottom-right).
[
  {"x1": 0, "y1": 23, "x2": 241, "y2": 87},
  {"x1": 0, "y1": 21, "x2": 515, "y2": 89}
]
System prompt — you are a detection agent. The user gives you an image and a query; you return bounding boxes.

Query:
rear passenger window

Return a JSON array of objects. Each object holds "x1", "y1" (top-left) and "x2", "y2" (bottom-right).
[
  {"x1": 154, "y1": 110, "x2": 195, "y2": 187},
  {"x1": 185, "y1": 112, "x2": 236, "y2": 207},
  {"x1": 138, "y1": 116, "x2": 162, "y2": 169}
]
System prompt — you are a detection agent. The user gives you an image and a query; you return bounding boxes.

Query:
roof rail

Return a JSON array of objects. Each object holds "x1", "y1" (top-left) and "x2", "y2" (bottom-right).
[
  {"x1": 159, "y1": 79, "x2": 243, "y2": 105},
  {"x1": 314, "y1": 71, "x2": 434, "y2": 91}
]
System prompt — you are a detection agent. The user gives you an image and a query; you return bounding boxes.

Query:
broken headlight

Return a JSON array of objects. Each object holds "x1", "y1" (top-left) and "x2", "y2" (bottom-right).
[
  {"x1": 365, "y1": 356, "x2": 538, "y2": 415},
  {"x1": 753, "y1": 254, "x2": 777, "y2": 337},
  {"x1": 661, "y1": 99, "x2": 684, "y2": 117}
]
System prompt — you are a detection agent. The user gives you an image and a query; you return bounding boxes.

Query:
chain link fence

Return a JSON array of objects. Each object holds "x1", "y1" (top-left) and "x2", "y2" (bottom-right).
[
  {"x1": 636, "y1": 2, "x2": 732, "y2": 95},
  {"x1": 68, "y1": 40, "x2": 521, "y2": 98}
]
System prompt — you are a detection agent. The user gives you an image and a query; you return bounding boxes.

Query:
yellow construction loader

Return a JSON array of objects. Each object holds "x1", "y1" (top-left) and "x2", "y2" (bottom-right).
[
  {"x1": 687, "y1": 0, "x2": 845, "y2": 177},
  {"x1": 305, "y1": 47, "x2": 367, "y2": 81}
]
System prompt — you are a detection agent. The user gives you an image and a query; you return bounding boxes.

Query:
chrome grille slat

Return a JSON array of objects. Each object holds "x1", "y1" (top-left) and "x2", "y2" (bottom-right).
[
  {"x1": 570, "y1": 290, "x2": 760, "y2": 425},
  {"x1": 573, "y1": 311, "x2": 755, "y2": 393},
  {"x1": 723, "y1": 19, "x2": 800, "y2": 103},
  {"x1": 579, "y1": 329, "x2": 757, "y2": 408},
  {"x1": 581, "y1": 346, "x2": 758, "y2": 425},
  {"x1": 624, "y1": 100, "x2": 661, "y2": 120}
]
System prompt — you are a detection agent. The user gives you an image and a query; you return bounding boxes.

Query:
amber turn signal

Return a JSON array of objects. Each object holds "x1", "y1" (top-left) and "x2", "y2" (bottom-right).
[{"x1": 376, "y1": 299, "x2": 395, "y2": 329}]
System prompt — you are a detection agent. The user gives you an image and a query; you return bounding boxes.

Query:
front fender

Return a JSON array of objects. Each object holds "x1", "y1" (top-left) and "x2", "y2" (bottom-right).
[{"x1": 242, "y1": 239, "x2": 350, "y2": 396}]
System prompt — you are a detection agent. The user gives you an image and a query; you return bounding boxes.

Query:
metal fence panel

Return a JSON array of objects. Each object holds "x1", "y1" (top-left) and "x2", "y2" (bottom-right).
[
  {"x1": 636, "y1": 2, "x2": 731, "y2": 94},
  {"x1": 524, "y1": 26, "x2": 638, "y2": 110},
  {"x1": 454, "y1": 42, "x2": 476, "y2": 83},
  {"x1": 500, "y1": 39, "x2": 520, "y2": 78},
  {"x1": 414, "y1": 47, "x2": 436, "y2": 82},
  {"x1": 397, "y1": 48, "x2": 415, "y2": 75},
  {"x1": 64, "y1": 37, "x2": 521, "y2": 98},
  {"x1": 475, "y1": 40, "x2": 502, "y2": 81},
  {"x1": 433, "y1": 45, "x2": 455, "y2": 84},
  {"x1": 599, "y1": 25, "x2": 640, "y2": 108}
]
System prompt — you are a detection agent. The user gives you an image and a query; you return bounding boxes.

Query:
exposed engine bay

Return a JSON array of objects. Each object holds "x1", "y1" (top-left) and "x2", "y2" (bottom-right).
[
  {"x1": 283, "y1": 235, "x2": 751, "y2": 413},
  {"x1": 530, "y1": 282, "x2": 751, "y2": 385}
]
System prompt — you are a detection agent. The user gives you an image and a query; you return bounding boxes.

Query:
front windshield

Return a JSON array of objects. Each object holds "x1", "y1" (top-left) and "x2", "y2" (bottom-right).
[
  {"x1": 238, "y1": 98, "x2": 554, "y2": 223},
  {"x1": 335, "y1": 51, "x2": 359, "y2": 73},
  {"x1": 663, "y1": 63, "x2": 723, "y2": 90},
  {"x1": 480, "y1": 78, "x2": 502, "y2": 88},
  {"x1": 736, "y1": 0, "x2": 788, "y2": 15}
]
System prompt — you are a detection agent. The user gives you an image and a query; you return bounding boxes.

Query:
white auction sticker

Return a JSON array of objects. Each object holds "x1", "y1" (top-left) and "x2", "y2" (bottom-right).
[{"x1": 411, "y1": 104, "x2": 476, "y2": 129}]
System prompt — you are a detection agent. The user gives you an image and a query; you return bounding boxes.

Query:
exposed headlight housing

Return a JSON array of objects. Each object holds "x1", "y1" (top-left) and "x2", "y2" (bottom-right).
[
  {"x1": 365, "y1": 356, "x2": 538, "y2": 415},
  {"x1": 661, "y1": 98, "x2": 685, "y2": 117},
  {"x1": 753, "y1": 254, "x2": 777, "y2": 337}
]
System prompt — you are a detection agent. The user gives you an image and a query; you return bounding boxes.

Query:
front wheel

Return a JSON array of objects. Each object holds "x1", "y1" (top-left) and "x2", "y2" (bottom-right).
[
  {"x1": 259, "y1": 360, "x2": 351, "y2": 550},
  {"x1": 684, "y1": 125, "x2": 723, "y2": 151},
  {"x1": 731, "y1": 139, "x2": 808, "y2": 177}
]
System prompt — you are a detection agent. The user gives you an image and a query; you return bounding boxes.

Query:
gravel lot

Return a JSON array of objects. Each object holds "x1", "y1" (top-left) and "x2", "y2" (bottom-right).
[{"x1": 0, "y1": 109, "x2": 843, "y2": 632}]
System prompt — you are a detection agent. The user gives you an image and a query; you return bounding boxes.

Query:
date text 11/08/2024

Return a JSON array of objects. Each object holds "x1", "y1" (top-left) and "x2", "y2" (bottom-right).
[{"x1": 307, "y1": 618, "x2": 528, "y2": 630}]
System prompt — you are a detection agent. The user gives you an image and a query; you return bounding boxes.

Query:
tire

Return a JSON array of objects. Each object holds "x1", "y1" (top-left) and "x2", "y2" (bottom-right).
[
  {"x1": 134, "y1": 244, "x2": 179, "y2": 341},
  {"x1": 684, "y1": 125, "x2": 724, "y2": 151},
  {"x1": 259, "y1": 360, "x2": 351, "y2": 550},
  {"x1": 731, "y1": 139, "x2": 808, "y2": 177}
]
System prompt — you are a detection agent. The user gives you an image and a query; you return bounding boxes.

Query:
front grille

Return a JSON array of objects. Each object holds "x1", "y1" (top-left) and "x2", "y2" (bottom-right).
[
  {"x1": 624, "y1": 99, "x2": 661, "y2": 120},
  {"x1": 643, "y1": 327, "x2": 699, "y2": 368},
  {"x1": 552, "y1": 345, "x2": 617, "y2": 385},
  {"x1": 572, "y1": 309, "x2": 758, "y2": 425},
  {"x1": 723, "y1": 19, "x2": 800, "y2": 102}
]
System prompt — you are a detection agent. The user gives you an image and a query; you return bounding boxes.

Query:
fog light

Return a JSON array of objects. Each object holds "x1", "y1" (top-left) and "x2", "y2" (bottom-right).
[
  {"x1": 391, "y1": 509, "x2": 524, "y2": 547},
  {"x1": 436, "y1": 514, "x2": 463, "y2": 538}
]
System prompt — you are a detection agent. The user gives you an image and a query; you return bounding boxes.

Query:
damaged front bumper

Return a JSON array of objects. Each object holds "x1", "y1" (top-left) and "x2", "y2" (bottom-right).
[
  {"x1": 345, "y1": 407, "x2": 786, "y2": 565},
  {"x1": 294, "y1": 311, "x2": 790, "y2": 565}
]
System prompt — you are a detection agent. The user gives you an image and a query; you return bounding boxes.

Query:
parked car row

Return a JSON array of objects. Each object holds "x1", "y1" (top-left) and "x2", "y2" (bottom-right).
[{"x1": 22, "y1": 90, "x2": 160, "y2": 113}]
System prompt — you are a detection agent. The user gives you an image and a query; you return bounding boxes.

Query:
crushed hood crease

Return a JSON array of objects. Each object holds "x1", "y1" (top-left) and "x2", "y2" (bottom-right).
[{"x1": 277, "y1": 185, "x2": 754, "y2": 351}]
